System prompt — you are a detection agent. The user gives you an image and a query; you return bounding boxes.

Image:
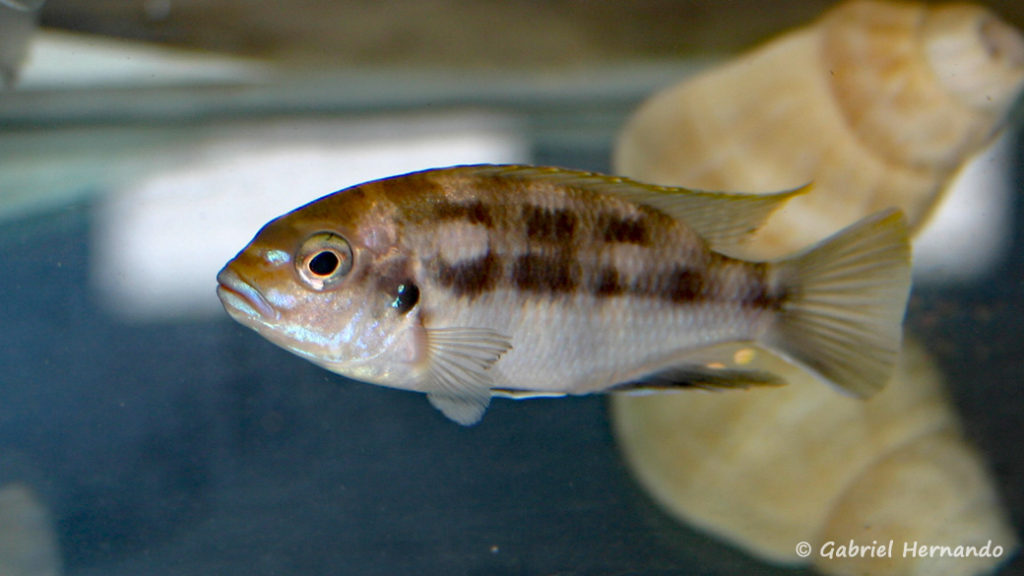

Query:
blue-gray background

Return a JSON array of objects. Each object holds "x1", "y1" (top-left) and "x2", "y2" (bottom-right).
[{"x1": 2, "y1": 131, "x2": 1023, "y2": 575}]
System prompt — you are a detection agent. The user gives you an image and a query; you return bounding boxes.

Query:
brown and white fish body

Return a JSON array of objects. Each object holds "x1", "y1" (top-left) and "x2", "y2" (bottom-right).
[{"x1": 216, "y1": 165, "x2": 911, "y2": 425}]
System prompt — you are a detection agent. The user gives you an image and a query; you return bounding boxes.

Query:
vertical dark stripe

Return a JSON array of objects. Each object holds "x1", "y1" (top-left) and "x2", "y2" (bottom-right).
[
  {"x1": 597, "y1": 212, "x2": 650, "y2": 245},
  {"x1": 663, "y1": 267, "x2": 707, "y2": 303},
  {"x1": 511, "y1": 253, "x2": 579, "y2": 293},
  {"x1": 437, "y1": 251, "x2": 502, "y2": 297},
  {"x1": 629, "y1": 265, "x2": 708, "y2": 303},
  {"x1": 592, "y1": 267, "x2": 625, "y2": 297},
  {"x1": 433, "y1": 200, "x2": 493, "y2": 227},
  {"x1": 744, "y1": 262, "x2": 785, "y2": 310},
  {"x1": 523, "y1": 205, "x2": 576, "y2": 242}
]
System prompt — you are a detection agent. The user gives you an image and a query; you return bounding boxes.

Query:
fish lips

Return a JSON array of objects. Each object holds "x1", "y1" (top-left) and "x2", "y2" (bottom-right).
[{"x1": 216, "y1": 266, "x2": 278, "y2": 321}]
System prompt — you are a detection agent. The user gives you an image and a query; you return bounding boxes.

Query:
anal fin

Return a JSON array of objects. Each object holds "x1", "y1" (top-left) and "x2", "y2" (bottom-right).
[
  {"x1": 609, "y1": 342, "x2": 788, "y2": 394},
  {"x1": 610, "y1": 365, "x2": 785, "y2": 394},
  {"x1": 490, "y1": 389, "x2": 568, "y2": 400}
]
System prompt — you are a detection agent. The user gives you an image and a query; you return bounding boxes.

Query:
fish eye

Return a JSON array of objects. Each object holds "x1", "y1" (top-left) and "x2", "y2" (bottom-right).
[{"x1": 296, "y1": 232, "x2": 353, "y2": 291}]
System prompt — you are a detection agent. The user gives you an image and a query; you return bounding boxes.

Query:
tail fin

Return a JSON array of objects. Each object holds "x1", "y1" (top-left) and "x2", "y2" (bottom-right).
[{"x1": 765, "y1": 209, "x2": 911, "y2": 397}]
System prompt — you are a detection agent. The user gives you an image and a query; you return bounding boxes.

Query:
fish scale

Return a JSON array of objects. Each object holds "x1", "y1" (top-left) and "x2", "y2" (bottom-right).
[
  {"x1": 217, "y1": 164, "x2": 911, "y2": 425},
  {"x1": 406, "y1": 177, "x2": 737, "y2": 307}
]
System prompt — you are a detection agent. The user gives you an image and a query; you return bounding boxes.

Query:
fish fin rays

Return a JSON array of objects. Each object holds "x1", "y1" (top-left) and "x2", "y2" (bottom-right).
[
  {"x1": 424, "y1": 327, "x2": 513, "y2": 425},
  {"x1": 610, "y1": 344, "x2": 788, "y2": 393},
  {"x1": 624, "y1": 185, "x2": 809, "y2": 251},
  {"x1": 426, "y1": 393, "x2": 491, "y2": 426},
  {"x1": 611, "y1": 366, "x2": 785, "y2": 393},
  {"x1": 465, "y1": 164, "x2": 806, "y2": 251},
  {"x1": 490, "y1": 389, "x2": 568, "y2": 400},
  {"x1": 765, "y1": 209, "x2": 912, "y2": 397}
]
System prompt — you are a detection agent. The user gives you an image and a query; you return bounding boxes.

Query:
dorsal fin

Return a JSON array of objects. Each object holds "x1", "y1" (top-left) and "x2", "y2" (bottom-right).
[
  {"x1": 461, "y1": 164, "x2": 807, "y2": 251},
  {"x1": 619, "y1": 184, "x2": 809, "y2": 251}
]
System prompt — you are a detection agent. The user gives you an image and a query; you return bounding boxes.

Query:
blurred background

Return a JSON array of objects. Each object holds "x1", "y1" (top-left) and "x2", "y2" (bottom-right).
[
  {"x1": 1, "y1": 1, "x2": 1023, "y2": 575},
  {"x1": 32, "y1": 1, "x2": 1024, "y2": 67}
]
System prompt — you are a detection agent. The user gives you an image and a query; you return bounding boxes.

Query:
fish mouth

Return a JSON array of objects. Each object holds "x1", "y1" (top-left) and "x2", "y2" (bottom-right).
[{"x1": 216, "y1": 266, "x2": 277, "y2": 321}]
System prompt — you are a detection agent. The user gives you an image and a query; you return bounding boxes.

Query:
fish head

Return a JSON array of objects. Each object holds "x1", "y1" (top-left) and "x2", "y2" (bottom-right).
[{"x1": 216, "y1": 189, "x2": 429, "y2": 389}]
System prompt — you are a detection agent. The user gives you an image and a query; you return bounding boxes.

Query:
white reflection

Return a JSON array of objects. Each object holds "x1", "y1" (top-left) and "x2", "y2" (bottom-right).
[
  {"x1": 91, "y1": 113, "x2": 528, "y2": 321},
  {"x1": 912, "y1": 133, "x2": 1017, "y2": 285},
  {"x1": 17, "y1": 30, "x2": 265, "y2": 89}
]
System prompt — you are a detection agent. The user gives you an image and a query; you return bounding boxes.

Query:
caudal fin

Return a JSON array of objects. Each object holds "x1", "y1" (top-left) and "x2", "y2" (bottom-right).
[{"x1": 765, "y1": 209, "x2": 911, "y2": 397}]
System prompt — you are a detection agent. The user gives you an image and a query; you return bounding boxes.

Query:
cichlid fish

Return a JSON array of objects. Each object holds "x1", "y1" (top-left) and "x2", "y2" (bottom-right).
[{"x1": 216, "y1": 165, "x2": 911, "y2": 425}]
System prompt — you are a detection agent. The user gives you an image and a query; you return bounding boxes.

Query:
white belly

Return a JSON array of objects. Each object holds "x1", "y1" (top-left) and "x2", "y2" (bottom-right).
[{"x1": 425, "y1": 289, "x2": 770, "y2": 395}]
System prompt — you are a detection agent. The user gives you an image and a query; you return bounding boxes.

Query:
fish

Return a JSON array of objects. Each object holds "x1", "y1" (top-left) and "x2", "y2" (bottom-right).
[{"x1": 216, "y1": 164, "x2": 912, "y2": 425}]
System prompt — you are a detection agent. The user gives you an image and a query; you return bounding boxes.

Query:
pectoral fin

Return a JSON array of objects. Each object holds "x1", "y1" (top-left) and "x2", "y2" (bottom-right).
[{"x1": 424, "y1": 327, "x2": 513, "y2": 425}]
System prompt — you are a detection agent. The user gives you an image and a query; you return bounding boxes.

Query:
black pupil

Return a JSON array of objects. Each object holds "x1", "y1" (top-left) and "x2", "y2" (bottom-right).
[{"x1": 308, "y1": 251, "x2": 340, "y2": 276}]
